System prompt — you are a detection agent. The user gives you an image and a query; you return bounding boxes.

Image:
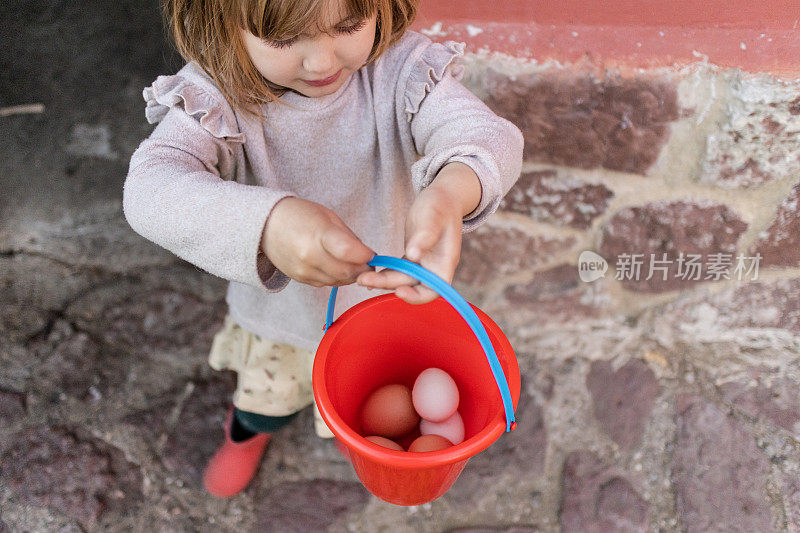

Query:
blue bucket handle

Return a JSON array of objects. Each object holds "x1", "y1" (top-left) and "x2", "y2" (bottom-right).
[{"x1": 324, "y1": 255, "x2": 516, "y2": 433}]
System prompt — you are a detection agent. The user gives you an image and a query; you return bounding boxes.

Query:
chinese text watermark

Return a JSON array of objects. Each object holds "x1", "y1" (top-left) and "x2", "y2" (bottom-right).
[{"x1": 578, "y1": 251, "x2": 761, "y2": 283}]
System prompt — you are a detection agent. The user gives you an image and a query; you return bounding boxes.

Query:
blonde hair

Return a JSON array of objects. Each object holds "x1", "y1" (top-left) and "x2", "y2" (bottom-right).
[{"x1": 164, "y1": 0, "x2": 418, "y2": 115}]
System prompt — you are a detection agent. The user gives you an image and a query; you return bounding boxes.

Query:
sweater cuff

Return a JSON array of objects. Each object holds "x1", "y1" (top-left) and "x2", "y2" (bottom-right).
[
  {"x1": 415, "y1": 148, "x2": 502, "y2": 233},
  {"x1": 250, "y1": 194, "x2": 295, "y2": 292},
  {"x1": 256, "y1": 251, "x2": 291, "y2": 291}
]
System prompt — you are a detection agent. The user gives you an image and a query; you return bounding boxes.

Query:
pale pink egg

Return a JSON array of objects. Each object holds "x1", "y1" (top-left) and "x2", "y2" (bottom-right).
[
  {"x1": 412, "y1": 368, "x2": 459, "y2": 422},
  {"x1": 420, "y1": 411, "x2": 465, "y2": 445}
]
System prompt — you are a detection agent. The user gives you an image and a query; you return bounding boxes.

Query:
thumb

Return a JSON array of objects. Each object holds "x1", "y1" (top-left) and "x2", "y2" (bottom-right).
[
  {"x1": 405, "y1": 226, "x2": 443, "y2": 262},
  {"x1": 322, "y1": 225, "x2": 375, "y2": 264}
]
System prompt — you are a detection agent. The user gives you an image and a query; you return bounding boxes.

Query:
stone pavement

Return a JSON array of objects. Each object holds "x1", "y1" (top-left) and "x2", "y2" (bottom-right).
[{"x1": 3, "y1": 1, "x2": 800, "y2": 532}]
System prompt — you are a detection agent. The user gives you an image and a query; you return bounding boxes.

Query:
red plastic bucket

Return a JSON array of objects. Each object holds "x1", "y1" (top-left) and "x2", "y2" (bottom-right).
[{"x1": 313, "y1": 256, "x2": 520, "y2": 506}]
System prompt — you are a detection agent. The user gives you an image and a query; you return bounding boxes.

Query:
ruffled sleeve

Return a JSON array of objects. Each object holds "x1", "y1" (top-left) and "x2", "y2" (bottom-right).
[
  {"x1": 397, "y1": 34, "x2": 524, "y2": 232},
  {"x1": 403, "y1": 40, "x2": 465, "y2": 123},
  {"x1": 125, "y1": 64, "x2": 297, "y2": 293},
  {"x1": 143, "y1": 64, "x2": 245, "y2": 144}
]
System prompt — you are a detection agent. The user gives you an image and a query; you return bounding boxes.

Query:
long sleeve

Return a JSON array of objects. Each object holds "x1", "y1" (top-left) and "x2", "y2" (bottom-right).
[
  {"x1": 399, "y1": 38, "x2": 524, "y2": 231},
  {"x1": 123, "y1": 105, "x2": 294, "y2": 291}
]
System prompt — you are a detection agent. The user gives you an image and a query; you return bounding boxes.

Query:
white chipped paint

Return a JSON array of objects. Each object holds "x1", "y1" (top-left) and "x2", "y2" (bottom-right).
[
  {"x1": 420, "y1": 21, "x2": 447, "y2": 37},
  {"x1": 465, "y1": 24, "x2": 484, "y2": 37}
]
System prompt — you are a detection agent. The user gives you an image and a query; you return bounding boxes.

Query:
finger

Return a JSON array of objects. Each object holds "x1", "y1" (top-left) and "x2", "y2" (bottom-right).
[
  {"x1": 319, "y1": 257, "x2": 373, "y2": 286},
  {"x1": 299, "y1": 256, "x2": 366, "y2": 286},
  {"x1": 395, "y1": 284, "x2": 439, "y2": 305},
  {"x1": 298, "y1": 267, "x2": 338, "y2": 287},
  {"x1": 357, "y1": 268, "x2": 417, "y2": 289},
  {"x1": 413, "y1": 284, "x2": 439, "y2": 304},
  {"x1": 320, "y1": 226, "x2": 375, "y2": 265}
]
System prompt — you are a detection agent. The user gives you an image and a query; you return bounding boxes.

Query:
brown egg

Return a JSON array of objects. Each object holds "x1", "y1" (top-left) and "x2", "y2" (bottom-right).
[
  {"x1": 408, "y1": 434, "x2": 453, "y2": 453},
  {"x1": 360, "y1": 384, "x2": 419, "y2": 438},
  {"x1": 364, "y1": 435, "x2": 404, "y2": 451}
]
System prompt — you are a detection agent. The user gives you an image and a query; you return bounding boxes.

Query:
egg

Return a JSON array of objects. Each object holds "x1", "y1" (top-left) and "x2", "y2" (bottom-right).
[
  {"x1": 420, "y1": 411, "x2": 465, "y2": 445},
  {"x1": 412, "y1": 368, "x2": 459, "y2": 422},
  {"x1": 408, "y1": 434, "x2": 453, "y2": 453},
  {"x1": 364, "y1": 436, "x2": 404, "y2": 451},
  {"x1": 396, "y1": 424, "x2": 422, "y2": 451},
  {"x1": 360, "y1": 384, "x2": 419, "y2": 438}
]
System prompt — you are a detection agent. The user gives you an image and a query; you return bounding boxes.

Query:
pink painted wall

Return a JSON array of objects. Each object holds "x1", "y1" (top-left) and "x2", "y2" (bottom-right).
[
  {"x1": 419, "y1": 1, "x2": 800, "y2": 29},
  {"x1": 413, "y1": 1, "x2": 800, "y2": 73}
]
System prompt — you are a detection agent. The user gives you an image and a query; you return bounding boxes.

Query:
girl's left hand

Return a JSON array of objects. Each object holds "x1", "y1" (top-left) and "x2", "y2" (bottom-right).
[{"x1": 357, "y1": 163, "x2": 481, "y2": 304}]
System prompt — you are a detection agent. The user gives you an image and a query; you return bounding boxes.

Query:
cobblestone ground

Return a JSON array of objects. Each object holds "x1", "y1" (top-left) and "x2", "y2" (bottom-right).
[{"x1": 3, "y1": 1, "x2": 800, "y2": 532}]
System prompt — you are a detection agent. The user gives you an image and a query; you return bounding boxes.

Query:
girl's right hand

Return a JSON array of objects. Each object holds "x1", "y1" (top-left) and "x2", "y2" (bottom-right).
[{"x1": 261, "y1": 197, "x2": 375, "y2": 287}]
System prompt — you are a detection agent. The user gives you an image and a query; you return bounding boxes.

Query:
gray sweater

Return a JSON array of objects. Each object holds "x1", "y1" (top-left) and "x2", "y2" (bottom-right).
[{"x1": 123, "y1": 30, "x2": 524, "y2": 352}]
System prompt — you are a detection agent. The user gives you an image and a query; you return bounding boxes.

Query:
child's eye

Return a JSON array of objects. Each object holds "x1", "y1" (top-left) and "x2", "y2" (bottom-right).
[
  {"x1": 265, "y1": 19, "x2": 365, "y2": 48},
  {"x1": 338, "y1": 19, "x2": 366, "y2": 35},
  {"x1": 268, "y1": 36, "x2": 298, "y2": 49}
]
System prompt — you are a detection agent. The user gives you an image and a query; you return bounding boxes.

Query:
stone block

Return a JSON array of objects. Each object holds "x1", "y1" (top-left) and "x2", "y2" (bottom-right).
[
  {"x1": 751, "y1": 182, "x2": 800, "y2": 267},
  {"x1": 483, "y1": 70, "x2": 679, "y2": 174},
  {"x1": 651, "y1": 278, "x2": 800, "y2": 337},
  {"x1": 0, "y1": 201, "x2": 176, "y2": 272},
  {"x1": 559, "y1": 451, "x2": 649, "y2": 533},
  {"x1": 0, "y1": 254, "x2": 105, "y2": 314},
  {"x1": 0, "y1": 303, "x2": 47, "y2": 343},
  {"x1": 0, "y1": 388, "x2": 26, "y2": 426},
  {"x1": 0, "y1": 425, "x2": 142, "y2": 529},
  {"x1": 500, "y1": 170, "x2": 614, "y2": 229},
  {"x1": 33, "y1": 323, "x2": 127, "y2": 401},
  {"x1": 456, "y1": 223, "x2": 575, "y2": 286},
  {"x1": 598, "y1": 200, "x2": 748, "y2": 292},
  {"x1": 719, "y1": 376, "x2": 800, "y2": 436},
  {"x1": 702, "y1": 75, "x2": 800, "y2": 189},
  {"x1": 495, "y1": 263, "x2": 612, "y2": 325},
  {"x1": 586, "y1": 359, "x2": 660, "y2": 449},
  {"x1": 672, "y1": 394, "x2": 773, "y2": 532},
  {"x1": 123, "y1": 374, "x2": 235, "y2": 486},
  {"x1": 447, "y1": 527, "x2": 541, "y2": 533},
  {"x1": 254, "y1": 479, "x2": 369, "y2": 532},
  {"x1": 66, "y1": 284, "x2": 227, "y2": 359}
]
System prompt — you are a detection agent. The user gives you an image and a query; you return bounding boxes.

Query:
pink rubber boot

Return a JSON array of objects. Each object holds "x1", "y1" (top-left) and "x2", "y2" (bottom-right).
[{"x1": 202, "y1": 407, "x2": 271, "y2": 498}]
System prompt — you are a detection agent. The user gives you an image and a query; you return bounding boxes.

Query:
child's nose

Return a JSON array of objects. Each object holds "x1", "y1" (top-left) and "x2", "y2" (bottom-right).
[{"x1": 302, "y1": 36, "x2": 337, "y2": 75}]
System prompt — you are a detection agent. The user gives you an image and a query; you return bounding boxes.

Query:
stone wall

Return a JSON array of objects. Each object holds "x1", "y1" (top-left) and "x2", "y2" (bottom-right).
[{"x1": 448, "y1": 43, "x2": 800, "y2": 532}]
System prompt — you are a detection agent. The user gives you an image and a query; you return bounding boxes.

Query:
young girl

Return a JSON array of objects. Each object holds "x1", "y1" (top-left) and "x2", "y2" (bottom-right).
[{"x1": 123, "y1": 0, "x2": 523, "y2": 497}]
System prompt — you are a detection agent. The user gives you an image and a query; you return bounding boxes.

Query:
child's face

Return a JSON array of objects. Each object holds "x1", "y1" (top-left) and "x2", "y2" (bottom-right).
[{"x1": 241, "y1": 3, "x2": 378, "y2": 98}]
